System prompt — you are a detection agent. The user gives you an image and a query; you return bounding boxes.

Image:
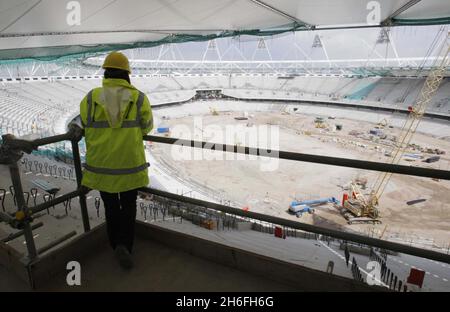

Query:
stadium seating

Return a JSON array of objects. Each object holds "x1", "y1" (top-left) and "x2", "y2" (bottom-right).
[{"x1": 1, "y1": 75, "x2": 448, "y2": 140}]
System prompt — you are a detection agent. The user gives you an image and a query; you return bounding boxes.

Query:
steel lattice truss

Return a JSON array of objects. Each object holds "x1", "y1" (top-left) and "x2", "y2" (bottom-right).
[{"x1": 1, "y1": 26, "x2": 449, "y2": 80}]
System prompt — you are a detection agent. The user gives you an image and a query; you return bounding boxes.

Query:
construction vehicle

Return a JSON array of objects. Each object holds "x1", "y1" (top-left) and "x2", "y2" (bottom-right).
[
  {"x1": 341, "y1": 183, "x2": 380, "y2": 220},
  {"x1": 342, "y1": 32, "x2": 449, "y2": 224},
  {"x1": 314, "y1": 117, "x2": 327, "y2": 129},
  {"x1": 156, "y1": 126, "x2": 170, "y2": 137},
  {"x1": 289, "y1": 197, "x2": 340, "y2": 218},
  {"x1": 289, "y1": 204, "x2": 314, "y2": 217},
  {"x1": 209, "y1": 107, "x2": 219, "y2": 116},
  {"x1": 376, "y1": 118, "x2": 389, "y2": 129}
]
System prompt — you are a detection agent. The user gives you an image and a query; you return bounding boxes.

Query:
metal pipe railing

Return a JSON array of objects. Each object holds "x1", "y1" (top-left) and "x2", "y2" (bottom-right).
[
  {"x1": 143, "y1": 135, "x2": 450, "y2": 180},
  {"x1": 37, "y1": 231, "x2": 77, "y2": 255},
  {"x1": 0, "y1": 127, "x2": 90, "y2": 262},
  {"x1": 31, "y1": 132, "x2": 74, "y2": 148},
  {"x1": 139, "y1": 186, "x2": 450, "y2": 264},
  {"x1": 1, "y1": 222, "x2": 44, "y2": 243},
  {"x1": 30, "y1": 189, "x2": 84, "y2": 215},
  {"x1": 70, "y1": 140, "x2": 90, "y2": 232},
  {"x1": 0, "y1": 211, "x2": 15, "y2": 224},
  {"x1": 8, "y1": 162, "x2": 37, "y2": 259}
]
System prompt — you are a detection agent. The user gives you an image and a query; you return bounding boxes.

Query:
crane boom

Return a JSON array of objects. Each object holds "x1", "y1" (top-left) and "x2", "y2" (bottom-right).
[
  {"x1": 344, "y1": 32, "x2": 449, "y2": 221},
  {"x1": 371, "y1": 35, "x2": 450, "y2": 206}
]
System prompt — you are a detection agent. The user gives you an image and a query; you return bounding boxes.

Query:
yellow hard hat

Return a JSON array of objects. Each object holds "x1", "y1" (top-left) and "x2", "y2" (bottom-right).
[{"x1": 102, "y1": 51, "x2": 131, "y2": 73}]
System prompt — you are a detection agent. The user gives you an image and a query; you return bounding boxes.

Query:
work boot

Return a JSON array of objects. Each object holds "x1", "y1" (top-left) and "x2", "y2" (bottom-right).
[{"x1": 115, "y1": 245, "x2": 133, "y2": 270}]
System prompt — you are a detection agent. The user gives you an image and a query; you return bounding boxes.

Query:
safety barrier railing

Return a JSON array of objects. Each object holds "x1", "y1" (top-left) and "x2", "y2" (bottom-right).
[
  {"x1": 0, "y1": 127, "x2": 449, "y2": 267},
  {"x1": 138, "y1": 186, "x2": 450, "y2": 265},
  {"x1": 0, "y1": 126, "x2": 89, "y2": 260},
  {"x1": 135, "y1": 190, "x2": 415, "y2": 291}
]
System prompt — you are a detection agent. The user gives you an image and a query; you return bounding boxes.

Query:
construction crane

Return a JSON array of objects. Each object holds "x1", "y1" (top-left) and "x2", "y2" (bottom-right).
[{"x1": 343, "y1": 32, "x2": 450, "y2": 223}]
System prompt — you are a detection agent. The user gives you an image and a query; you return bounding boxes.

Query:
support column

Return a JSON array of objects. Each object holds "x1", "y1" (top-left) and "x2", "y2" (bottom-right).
[
  {"x1": 71, "y1": 140, "x2": 90, "y2": 232},
  {"x1": 8, "y1": 162, "x2": 37, "y2": 261}
]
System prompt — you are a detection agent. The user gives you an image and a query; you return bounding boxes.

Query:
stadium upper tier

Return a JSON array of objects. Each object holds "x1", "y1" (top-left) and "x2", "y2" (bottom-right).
[{"x1": 1, "y1": 75, "x2": 449, "y2": 137}]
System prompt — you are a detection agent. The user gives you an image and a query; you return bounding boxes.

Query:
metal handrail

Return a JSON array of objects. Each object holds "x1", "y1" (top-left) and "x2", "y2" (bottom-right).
[
  {"x1": 139, "y1": 186, "x2": 450, "y2": 264},
  {"x1": 0, "y1": 126, "x2": 88, "y2": 260},
  {"x1": 143, "y1": 135, "x2": 450, "y2": 180}
]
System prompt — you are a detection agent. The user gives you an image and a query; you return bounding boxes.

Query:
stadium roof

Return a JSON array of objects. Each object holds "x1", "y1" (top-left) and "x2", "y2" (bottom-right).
[{"x1": 0, "y1": 0, "x2": 449, "y2": 61}]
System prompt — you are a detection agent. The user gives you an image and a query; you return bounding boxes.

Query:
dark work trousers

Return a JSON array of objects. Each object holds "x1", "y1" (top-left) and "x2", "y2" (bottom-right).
[
  {"x1": 100, "y1": 189, "x2": 138, "y2": 253},
  {"x1": 345, "y1": 246, "x2": 350, "y2": 267}
]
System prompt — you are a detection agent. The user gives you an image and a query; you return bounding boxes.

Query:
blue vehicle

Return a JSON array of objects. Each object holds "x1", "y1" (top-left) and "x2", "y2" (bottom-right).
[
  {"x1": 289, "y1": 204, "x2": 315, "y2": 217},
  {"x1": 288, "y1": 197, "x2": 340, "y2": 218}
]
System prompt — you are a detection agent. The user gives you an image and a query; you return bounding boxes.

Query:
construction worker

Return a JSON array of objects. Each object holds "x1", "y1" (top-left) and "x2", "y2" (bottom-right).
[
  {"x1": 79, "y1": 51, "x2": 153, "y2": 270},
  {"x1": 344, "y1": 242, "x2": 350, "y2": 267}
]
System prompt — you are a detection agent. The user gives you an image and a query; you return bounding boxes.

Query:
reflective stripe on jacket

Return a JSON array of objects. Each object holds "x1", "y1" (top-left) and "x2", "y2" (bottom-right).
[{"x1": 79, "y1": 78, "x2": 153, "y2": 193}]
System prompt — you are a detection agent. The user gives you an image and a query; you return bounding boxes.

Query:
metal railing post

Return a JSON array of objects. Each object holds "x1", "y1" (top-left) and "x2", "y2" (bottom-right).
[
  {"x1": 8, "y1": 162, "x2": 37, "y2": 261},
  {"x1": 71, "y1": 139, "x2": 90, "y2": 232},
  {"x1": 1, "y1": 222, "x2": 44, "y2": 243}
]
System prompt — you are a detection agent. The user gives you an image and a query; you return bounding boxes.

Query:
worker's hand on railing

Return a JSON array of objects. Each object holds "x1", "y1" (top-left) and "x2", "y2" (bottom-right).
[
  {"x1": 79, "y1": 185, "x2": 91, "y2": 195},
  {"x1": 0, "y1": 134, "x2": 35, "y2": 164},
  {"x1": 68, "y1": 124, "x2": 84, "y2": 142},
  {"x1": 67, "y1": 115, "x2": 84, "y2": 141},
  {"x1": 1, "y1": 134, "x2": 36, "y2": 153}
]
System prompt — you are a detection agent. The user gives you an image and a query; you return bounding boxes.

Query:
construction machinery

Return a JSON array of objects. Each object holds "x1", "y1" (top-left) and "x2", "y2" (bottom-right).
[
  {"x1": 314, "y1": 117, "x2": 327, "y2": 129},
  {"x1": 289, "y1": 197, "x2": 340, "y2": 218},
  {"x1": 289, "y1": 205, "x2": 314, "y2": 217},
  {"x1": 342, "y1": 182, "x2": 380, "y2": 220},
  {"x1": 156, "y1": 126, "x2": 170, "y2": 137},
  {"x1": 209, "y1": 107, "x2": 219, "y2": 116},
  {"x1": 376, "y1": 118, "x2": 389, "y2": 129},
  {"x1": 342, "y1": 32, "x2": 449, "y2": 224}
]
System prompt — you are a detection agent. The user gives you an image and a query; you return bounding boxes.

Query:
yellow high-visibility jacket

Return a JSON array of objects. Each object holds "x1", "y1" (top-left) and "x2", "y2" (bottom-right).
[{"x1": 79, "y1": 78, "x2": 153, "y2": 193}]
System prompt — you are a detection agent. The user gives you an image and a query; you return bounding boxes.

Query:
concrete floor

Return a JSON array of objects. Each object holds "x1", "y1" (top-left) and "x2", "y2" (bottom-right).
[
  {"x1": 39, "y1": 237, "x2": 297, "y2": 292},
  {"x1": 0, "y1": 263, "x2": 29, "y2": 291},
  {"x1": 146, "y1": 218, "x2": 450, "y2": 291}
]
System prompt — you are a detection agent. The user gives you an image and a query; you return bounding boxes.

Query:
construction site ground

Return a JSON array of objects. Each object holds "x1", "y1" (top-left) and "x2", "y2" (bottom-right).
[{"x1": 152, "y1": 109, "x2": 450, "y2": 251}]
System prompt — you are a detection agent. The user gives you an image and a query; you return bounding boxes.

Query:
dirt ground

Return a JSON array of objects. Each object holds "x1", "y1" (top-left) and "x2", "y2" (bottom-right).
[{"x1": 152, "y1": 110, "x2": 450, "y2": 250}]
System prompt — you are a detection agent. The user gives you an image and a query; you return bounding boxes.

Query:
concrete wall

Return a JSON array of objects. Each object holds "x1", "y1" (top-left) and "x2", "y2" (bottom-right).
[
  {"x1": 2, "y1": 220, "x2": 387, "y2": 291},
  {"x1": 136, "y1": 221, "x2": 386, "y2": 291}
]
